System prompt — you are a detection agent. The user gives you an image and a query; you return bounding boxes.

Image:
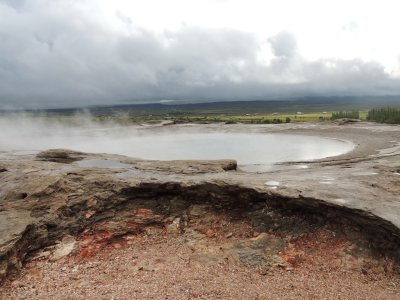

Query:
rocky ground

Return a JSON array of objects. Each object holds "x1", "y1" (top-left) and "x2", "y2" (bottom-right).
[
  {"x1": 1, "y1": 237, "x2": 400, "y2": 300},
  {"x1": 0, "y1": 121, "x2": 400, "y2": 299}
]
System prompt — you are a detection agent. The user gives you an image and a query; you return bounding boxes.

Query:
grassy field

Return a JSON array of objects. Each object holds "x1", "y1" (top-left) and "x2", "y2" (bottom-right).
[
  {"x1": 84, "y1": 99, "x2": 375, "y2": 124},
  {"x1": 136, "y1": 111, "x2": 369, "y2": 124},
  {"x1": 43, "y1": 110, "x2": 368, "y2": 124},
  {"x1": 4, "y1": 97, "x2": 385, "y2": 124}
]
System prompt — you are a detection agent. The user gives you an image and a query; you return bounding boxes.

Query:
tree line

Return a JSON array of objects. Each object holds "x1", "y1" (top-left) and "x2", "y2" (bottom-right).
[
  {"x1": 367, "y1": 107, "x2": 400, "y2": 124},
  {"x1": 331, "y1": 110, "x2": 360, "y2": 120}
]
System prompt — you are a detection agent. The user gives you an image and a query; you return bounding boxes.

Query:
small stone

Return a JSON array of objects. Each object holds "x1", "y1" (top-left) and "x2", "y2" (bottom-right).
[
  {"x1": 85, "y1": 210, "x2": 96, "y2": 219},
  {"x1": 259, "y1": 269, "x2": 269, "y2": 276},
  {"x1": 86, "y1": 198, "x2": 97, "y2": 207},
  {"x1": 79, "y1": 280, "x2": 90, "y2": 287},
  {"x1": 36, "y1": 250, "x2": 51, "y2": 259},
  {"x1": 206, "y1": 229, "x2": 215, "y2": 238},
  {"x1": 189, "y1": 205, "x2": 208, "y2": 216},
  {"x1": 277, "y1": 263, "x2": 286, "y2": 269},
  {"x1": 11, "y1": 280, "x2": 25, "y2": 288},
  {"x1": 225, "y1": 233, "x2": 233, "y2": 238},
  {"x1": 166, "y1": 218, "x2": 181, "y2": 235},
  {"x1": 50, "y1": 235, "x2": 77, "y2": 261},
  {"x1": 144, "y1": 226, "x2": 164, "y2": 236},
  {"x1": 113, "y1": 243, "x2": 122, "y2": 249},
  {"x1": 124, "y1": 234, "x2": 136, "y2": 241}
]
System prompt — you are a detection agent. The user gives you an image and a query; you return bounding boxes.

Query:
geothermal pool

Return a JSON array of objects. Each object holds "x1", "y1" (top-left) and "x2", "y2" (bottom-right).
[
  {"x1": 91, "y1": 132, "x2": 354, "y2": 171},
  {"x1": 0, "y1": 119, "x2": 354, "y2": 171}
]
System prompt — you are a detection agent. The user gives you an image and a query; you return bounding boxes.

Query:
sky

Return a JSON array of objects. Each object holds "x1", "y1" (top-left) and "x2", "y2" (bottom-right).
[{"x1": 1, "y1": 0, "x2": 400, "y2": 109}]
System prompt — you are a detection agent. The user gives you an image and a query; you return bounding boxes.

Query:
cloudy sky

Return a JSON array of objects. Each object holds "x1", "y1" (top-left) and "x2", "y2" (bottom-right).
[{"x1": 1, "y1": 0, "x2": 400, "y2": 109}]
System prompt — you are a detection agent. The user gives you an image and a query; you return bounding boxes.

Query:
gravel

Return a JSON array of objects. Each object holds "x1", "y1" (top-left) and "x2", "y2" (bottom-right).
[{"x1": 1, "y1": 231, "x2": 399, "y2": 300}]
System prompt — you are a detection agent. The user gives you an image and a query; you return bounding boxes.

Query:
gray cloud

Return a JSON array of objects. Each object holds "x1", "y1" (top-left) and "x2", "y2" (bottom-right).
[
  {"x1": 1, "y1": 1, "x2": 400, "y2": 109},
  {"x1": 267, "y1": 31, "x2": 297, "y2": 58},
  {"x1": 0, "y1": 0, "x2": 27, "y2": 10}
]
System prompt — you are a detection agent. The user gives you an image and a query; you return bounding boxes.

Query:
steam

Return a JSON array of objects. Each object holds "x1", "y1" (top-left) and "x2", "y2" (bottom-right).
[
  {"x1": 0, "y1": 113, "x2": 354, "y2": 170},
  {"x1": 0, "y1": 112, "x2": 141, "y2": 154}
]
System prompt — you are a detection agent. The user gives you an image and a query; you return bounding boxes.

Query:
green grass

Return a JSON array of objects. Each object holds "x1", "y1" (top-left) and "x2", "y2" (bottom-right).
[
  {"x1": 86, "y1": 111, "x2": 370, "y2": 124},
  {"x1": 10, "y1": 102, "x2": 373, "y2": 125},
  {"x1": 158, "y1": 111, "x2": 368, "y2": 124}
]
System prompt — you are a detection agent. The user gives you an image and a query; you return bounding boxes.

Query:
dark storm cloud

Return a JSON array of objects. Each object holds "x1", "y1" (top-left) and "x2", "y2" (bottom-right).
[{"x1": 0, "y1": 1, "x2": 400, "y2": 109}]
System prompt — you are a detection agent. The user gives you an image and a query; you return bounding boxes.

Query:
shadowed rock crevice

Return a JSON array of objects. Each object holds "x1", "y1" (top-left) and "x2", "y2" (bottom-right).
[{"x1": 1, "y1": 180, "x2": 399, "y2": 283}]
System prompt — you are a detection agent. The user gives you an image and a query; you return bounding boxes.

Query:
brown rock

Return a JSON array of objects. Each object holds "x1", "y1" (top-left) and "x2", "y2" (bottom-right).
[{"x1": 36, "y1": 149, "x2": 85, "y2": 163}]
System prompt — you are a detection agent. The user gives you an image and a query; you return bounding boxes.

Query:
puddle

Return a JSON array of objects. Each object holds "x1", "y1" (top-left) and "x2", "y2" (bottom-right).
[
  {"x1": 321, "y1": 176, "x2": 335, "y2": 181},
  {"x1": 77, "y1": 159, "x2": 131, "y2": 169},
  {"x1": 241, "y1": 164, "x2": 308, "y2": 173},
  {"x1": 319, "y1": 176, "x2": 335, "y2": 184},
  {"x1": 264, "y1": 181, "x2": 280, "y2": 186},
  {"x1": 334, "y1": 198, "x2": 348, "y2": 204},
  {"x1": 352, "y1": 172, "x2": 378, "y2": 176}
]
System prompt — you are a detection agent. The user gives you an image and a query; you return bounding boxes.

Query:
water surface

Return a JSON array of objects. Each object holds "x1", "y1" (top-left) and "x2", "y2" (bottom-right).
[
  {"x1": 114, "y1": 133, "x2": 353, "y2": 171},
  {"x1": 0, "y1": 121, "x2": 354, "y2": 172}
]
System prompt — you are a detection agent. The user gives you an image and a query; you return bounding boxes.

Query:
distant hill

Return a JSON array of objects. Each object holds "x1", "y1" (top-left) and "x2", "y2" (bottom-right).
[
  {"x1": 3, "y1": 95, "x2": 400, "y2": 116},
  {"x1": 88, "y1": 95, "x2": 400, "y2": 116}
]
